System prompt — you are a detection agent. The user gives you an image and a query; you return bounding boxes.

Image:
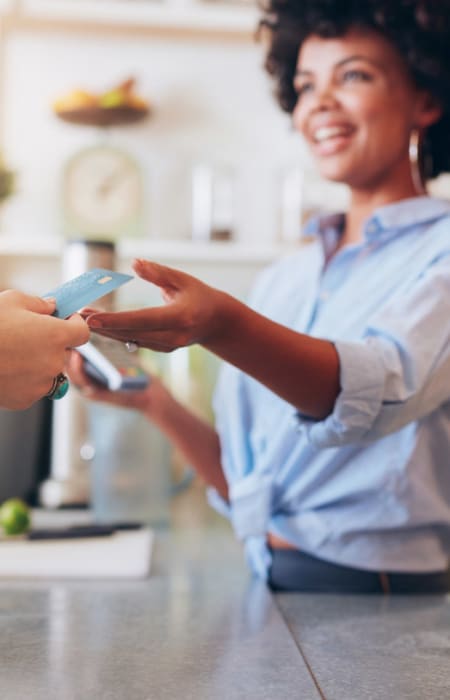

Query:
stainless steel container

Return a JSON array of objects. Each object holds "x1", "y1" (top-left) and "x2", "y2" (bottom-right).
[{"x1": 191, "y1": 163, "x2": 235, "y2": 242}]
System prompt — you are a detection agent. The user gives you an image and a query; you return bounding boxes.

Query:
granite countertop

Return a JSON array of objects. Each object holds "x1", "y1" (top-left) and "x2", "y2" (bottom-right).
[
  {"x1": 0, "y1": 524, "x2": 318, "y2": 700},
  {"x1": 1, "y1": 514, "x2": 449, "y2": 699},
  {"x1": 277, "y1": 592, "x2": 450, "y2": 700}
]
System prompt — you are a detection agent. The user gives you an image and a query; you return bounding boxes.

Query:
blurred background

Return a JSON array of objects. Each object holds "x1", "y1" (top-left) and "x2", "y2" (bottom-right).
[{"x1": 0, "y1": 0, "x2": 448, "y2": 528}]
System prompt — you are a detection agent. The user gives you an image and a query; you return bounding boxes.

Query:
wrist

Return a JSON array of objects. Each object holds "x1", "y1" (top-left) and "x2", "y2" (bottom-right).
[
  {"x1": 142, "y1": 379, "x2": 175, "y2": 428},
  {"x1": 204, "y1": 291, "x2": 248, "y2": 353}
]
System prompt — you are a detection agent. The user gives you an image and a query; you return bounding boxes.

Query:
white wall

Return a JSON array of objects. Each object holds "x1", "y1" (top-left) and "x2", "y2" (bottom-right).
[{"x1": 0, "y1": 27, "x2": 347, "y2": 248}]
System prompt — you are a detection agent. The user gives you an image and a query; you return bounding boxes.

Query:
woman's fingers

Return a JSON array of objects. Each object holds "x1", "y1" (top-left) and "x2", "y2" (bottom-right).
[
  {"x1": 133, "y1": 259, "x2": 203, "y2": 304},
  {"x1": 88, "y1": 327, "x2": 179, "y2": 352},
  {"x1": 132, "y1": 259, "x2": 185, "y2": 289},
  {"x1": 86, "y1": 305, "x2": 182, "y2": 331},
  {"x1": 79, "y1": 306, "x2": 102, "y2": 319}
]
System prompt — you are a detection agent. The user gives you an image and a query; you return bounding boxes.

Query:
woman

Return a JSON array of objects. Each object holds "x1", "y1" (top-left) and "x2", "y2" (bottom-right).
[{"x1": 72, "y1": 0, "x2": 450, "y2": 593}]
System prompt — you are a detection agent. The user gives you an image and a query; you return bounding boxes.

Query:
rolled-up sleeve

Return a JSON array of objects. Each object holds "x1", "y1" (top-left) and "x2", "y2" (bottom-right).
[
  {"x1": 298, "y1": 339, "x2": 386, "y2": 447},
  {"x1": 298, "y1": 253, "x2": 450, "y2": 447}
]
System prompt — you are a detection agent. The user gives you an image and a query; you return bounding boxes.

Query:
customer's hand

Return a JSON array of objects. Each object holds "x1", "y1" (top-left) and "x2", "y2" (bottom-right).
[
  {"x1": 0, "y1": 290, "x2": 89, "y2": 410},
  {"x1": 83, "y1": 259, "x2": 231, "y2": 352}
]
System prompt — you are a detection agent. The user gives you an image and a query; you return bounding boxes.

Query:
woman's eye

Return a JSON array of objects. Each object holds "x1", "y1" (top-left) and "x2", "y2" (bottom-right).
[
  {"x1": 342, "y1": 69, "x2": 372, "y2": 83},
  {"x1": 294, "y1": 82, "x2": 314, "y2": 98}
]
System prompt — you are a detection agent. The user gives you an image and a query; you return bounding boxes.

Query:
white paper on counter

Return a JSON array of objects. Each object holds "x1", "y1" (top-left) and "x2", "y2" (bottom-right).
[{"x1": 0, "y1": 528, "x2": 154, "y2": 579}]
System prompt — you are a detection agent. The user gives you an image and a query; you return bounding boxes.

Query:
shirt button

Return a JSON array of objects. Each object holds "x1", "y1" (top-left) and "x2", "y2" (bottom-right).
[{"x1": 366, "y1": 221, "x2": 380, "y2": 236}]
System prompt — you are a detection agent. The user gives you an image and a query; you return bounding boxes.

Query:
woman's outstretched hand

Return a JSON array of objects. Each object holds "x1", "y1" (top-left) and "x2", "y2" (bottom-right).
[
  {"x1": 84, "y1": 259, "x2": 231, "y2": 352},
  {"x1": 82, "y1": 258, "x2": 339, "y2": 419}
]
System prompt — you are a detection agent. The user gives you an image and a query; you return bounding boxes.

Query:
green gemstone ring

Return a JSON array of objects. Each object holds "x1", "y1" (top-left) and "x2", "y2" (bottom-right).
[{"x1": 46, "y1": 373, "x2": 70, "y2": 400}]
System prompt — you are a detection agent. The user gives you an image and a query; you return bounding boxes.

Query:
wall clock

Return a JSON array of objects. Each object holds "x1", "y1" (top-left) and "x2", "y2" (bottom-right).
[{"x1": 62, "y1": 144, "x2": 144, "y2": 239}]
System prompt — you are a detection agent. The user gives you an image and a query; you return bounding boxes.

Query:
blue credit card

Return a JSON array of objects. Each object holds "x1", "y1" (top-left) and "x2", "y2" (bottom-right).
[{"x1": 43, "y1": 268, "x2": 133, "y2": 319}]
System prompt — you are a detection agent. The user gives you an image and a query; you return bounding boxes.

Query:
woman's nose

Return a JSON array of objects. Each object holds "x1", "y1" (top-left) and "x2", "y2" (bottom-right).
[
  {"x1": 293, "y1": 81, "x2": 338, "y2": 130},
  {"x1": 312, "y1": 81, "x2": 339, "y2": 111}
]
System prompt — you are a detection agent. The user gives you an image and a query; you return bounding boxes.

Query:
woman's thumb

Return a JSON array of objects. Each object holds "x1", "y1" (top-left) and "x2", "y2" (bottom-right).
[
  {"x1": 133, "y1": 259, "x2": 183, "y2": 289},
  {"x1": 28, "y1": 295, "x2": 56, "y2": 315}
]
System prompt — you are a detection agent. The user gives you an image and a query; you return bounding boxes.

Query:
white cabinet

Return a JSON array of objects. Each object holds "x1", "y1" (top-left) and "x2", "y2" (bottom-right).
[
  {"x1": 0, "y1": 0, "x2": 15, "y2": 14},
  {"x1": 17, "y1": 0, "x2": 259, "y2": 35}
]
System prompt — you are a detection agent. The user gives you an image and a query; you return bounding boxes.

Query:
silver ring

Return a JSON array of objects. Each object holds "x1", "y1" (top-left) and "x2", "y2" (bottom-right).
[
  {"x1": 46, "y1": 373, "x2": 70, "y2": 400},
  {"x1": 125, "y1": 341, "x2": 139, "y2": 353}
]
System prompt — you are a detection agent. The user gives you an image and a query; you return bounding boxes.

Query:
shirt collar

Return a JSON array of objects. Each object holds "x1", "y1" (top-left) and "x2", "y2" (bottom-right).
[{"x1": 304, "y1": 196, "x2": 450, "y2": 244}]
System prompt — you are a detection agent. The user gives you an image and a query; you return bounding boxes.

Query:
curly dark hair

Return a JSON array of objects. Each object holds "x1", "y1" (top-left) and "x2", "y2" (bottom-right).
[{"x1": 259, "y1": 0, "x2": 450, "y2": 178}]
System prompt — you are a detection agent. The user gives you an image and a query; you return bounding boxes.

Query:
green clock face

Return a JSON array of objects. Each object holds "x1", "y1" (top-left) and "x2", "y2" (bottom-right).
[{"x1": 62, "y1": 145, "x2": 144, "y2": 238}]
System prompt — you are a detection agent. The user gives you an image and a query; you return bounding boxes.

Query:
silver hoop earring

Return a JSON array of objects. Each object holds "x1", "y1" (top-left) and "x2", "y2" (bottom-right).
[{"x1": 409, "y1": 129, "x2": 425, "y2": 194}]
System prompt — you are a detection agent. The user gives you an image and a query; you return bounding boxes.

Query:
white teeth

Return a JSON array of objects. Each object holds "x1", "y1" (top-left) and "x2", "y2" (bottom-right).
[{"x1": 314, "y1": 126, "x2": 352, "y2": 143}]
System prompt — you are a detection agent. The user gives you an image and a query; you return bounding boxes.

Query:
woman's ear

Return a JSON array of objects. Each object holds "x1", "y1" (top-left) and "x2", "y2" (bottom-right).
[{"x1": 415, "y1": 91, "x2": 443, "y2": 129}]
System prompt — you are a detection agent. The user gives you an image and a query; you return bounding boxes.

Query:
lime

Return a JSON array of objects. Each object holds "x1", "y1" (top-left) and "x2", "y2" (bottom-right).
[{"x1": 0, "y1": 498, "x2": 31, "y2": 535}]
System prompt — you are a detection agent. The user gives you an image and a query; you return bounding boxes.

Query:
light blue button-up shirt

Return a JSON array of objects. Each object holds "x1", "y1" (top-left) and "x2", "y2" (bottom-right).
[{"x1": 209, "y1": 196, "x2": 450, "y2": 579}]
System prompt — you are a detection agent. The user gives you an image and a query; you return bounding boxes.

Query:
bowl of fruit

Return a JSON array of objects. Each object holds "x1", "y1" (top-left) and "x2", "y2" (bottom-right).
[{"x1": 53, "y1": 77, "x2": 150, "y2": 127}]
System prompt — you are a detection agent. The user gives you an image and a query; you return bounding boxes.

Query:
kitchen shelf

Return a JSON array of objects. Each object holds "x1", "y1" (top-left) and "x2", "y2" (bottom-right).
[
  {"x1": 17, "y1": 0, "x2": 260, "y2": 35},
  {"x1": 0, "y1": 235, "x2": 286, "y2": 263},
  {"x1": 120, "y1": 238, "x2": 283, "y2": 264}
]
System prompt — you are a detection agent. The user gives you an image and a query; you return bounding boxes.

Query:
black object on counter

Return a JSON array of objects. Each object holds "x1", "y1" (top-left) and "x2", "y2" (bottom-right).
[{"x1": 28, "y1": 522, "x2": 142, "y2": 541}]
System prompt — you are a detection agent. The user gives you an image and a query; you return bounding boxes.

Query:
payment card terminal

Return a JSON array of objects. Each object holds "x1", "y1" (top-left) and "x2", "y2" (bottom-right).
[{"x1": 78, "y1": 336, "x2": 150, "y2": 391}]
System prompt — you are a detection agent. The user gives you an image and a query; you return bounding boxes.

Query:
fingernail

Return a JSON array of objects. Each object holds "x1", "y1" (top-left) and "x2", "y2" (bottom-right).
[
  {"x1": 87, "y1": 318, "x2": 102, "y2": 328},
  {"x1": 44, "y1": 296, "x2": 56, "y2": 304}
]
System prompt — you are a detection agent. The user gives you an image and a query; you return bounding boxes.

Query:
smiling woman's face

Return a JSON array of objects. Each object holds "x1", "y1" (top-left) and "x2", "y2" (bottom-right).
[{"x1": 292, "y1": 29, "x2": 439, "y2": 192}]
